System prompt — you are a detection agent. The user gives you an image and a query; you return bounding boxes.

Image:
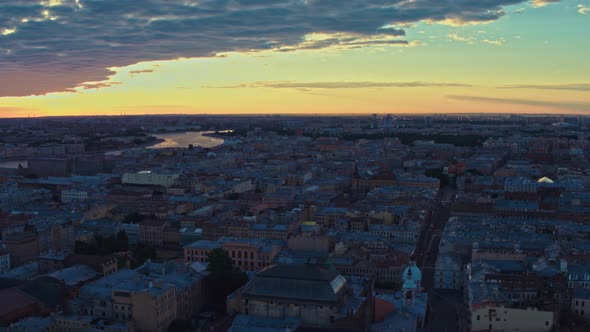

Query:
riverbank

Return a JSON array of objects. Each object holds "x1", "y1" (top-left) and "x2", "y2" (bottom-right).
[
  {"x1": 201, "y1": 130, "x2": 235, "y2": 139},
  {"x1": 0, "y1": 138, "x2": 166, "y2": 167},
  {"x1": 104, "y1": 138, "x2": 165, "y2": 156},
  {"x1": 0, "y1": 131, "x2": 222, "y2": 168},
  {"x1": 147, "y1": 131, "x2": 224, "y2": 149}
]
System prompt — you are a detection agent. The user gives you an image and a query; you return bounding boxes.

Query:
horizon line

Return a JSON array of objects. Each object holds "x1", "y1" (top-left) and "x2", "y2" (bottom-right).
[{"x1": 1, "y1": 112, "x2": 589, "y2": 120}]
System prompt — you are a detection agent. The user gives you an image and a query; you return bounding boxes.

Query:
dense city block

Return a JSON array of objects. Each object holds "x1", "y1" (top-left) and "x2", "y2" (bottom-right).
[{"x1": 0, "y1": 114, "x2": 589, "y2": 331}]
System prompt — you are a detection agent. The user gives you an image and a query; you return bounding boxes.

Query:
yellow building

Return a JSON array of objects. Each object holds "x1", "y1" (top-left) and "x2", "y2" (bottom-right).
[{"x1": 112, "y1": 281, "x2": 177, "y2": 332}]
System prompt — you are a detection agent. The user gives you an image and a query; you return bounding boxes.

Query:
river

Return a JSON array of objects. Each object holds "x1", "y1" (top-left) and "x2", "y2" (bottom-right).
[
  {"x1": 147, "y1": 131, "x2": 225, "y2": 149},
  {"x1": 106, "y1": 131, "x2": 226, "y2": 156}
]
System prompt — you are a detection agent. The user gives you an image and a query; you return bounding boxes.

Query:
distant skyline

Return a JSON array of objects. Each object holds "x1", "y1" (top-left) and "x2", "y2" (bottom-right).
[{"x1": 1, "y1": 0, "x2": 589, "y2": 117}]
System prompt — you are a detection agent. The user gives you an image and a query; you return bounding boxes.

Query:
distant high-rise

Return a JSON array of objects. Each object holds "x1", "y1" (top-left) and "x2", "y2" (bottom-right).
[
  {"x1": 371, "y1": 114, "x2": 379, "y2": 129},
  {"x1": 383, "y1": 114, "x2": 394, "y2": 131}
]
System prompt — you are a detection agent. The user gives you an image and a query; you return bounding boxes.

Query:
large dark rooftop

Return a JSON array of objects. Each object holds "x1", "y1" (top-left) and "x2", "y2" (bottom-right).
[{"x1": 241, "y1": 264, "x2": 348, "y2": 304}]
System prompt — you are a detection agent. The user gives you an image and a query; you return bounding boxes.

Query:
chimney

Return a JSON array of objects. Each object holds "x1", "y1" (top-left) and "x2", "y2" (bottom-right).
[{"x1": 560, "y1": 259, "x2": 567, "y2": 273}]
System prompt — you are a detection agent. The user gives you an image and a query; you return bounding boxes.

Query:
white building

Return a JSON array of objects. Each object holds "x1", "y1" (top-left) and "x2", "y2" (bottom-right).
[
  {"x1": 572, "y1": 288, "x2": 590, "y2": 321},
  {"x1": 466, "y1": 260, "x2": 555, "y2": 332},
  {"x1": 61, "y1": 189, "x2": 89, "y2": 202},
  {"x1": 471, "y1": 306, "x2": 553, "y2": 332},
  {"x1": 122, "y1": 171, "x2": 179, "y2": 187}
]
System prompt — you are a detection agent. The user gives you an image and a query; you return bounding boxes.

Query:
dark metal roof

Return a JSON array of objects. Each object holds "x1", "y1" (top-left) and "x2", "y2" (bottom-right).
[{"x1": 241, "y1": 264, "x2": 347, "y2": 303}]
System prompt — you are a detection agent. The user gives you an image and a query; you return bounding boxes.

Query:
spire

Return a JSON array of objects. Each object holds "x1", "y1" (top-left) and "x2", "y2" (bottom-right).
[{"x1": 352, "y1": 162, "x2": 360, "y2": 179}]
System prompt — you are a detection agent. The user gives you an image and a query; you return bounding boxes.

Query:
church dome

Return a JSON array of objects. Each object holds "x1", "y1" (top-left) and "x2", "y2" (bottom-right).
[
  {"x1": 402, "y1": 263, "x2": 422, "y2": 285},
  {"x1": 537, "y1": 177, "x2": 554, "y2": 184}
]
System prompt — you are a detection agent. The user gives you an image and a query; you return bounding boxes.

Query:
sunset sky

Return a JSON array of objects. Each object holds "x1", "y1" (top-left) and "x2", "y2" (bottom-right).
[{"x1": 0, "y1": 0, "x2": 589, "y2": 117}]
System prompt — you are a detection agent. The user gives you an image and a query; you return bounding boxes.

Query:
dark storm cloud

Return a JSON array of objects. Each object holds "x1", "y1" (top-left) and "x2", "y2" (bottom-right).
[{"x1": 0, "y1": 0, "x2": 554, "y2": 96}]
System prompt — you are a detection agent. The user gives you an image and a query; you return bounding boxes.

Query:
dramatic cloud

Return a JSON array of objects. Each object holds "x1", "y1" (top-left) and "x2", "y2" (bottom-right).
[
  {"x1": 447, "y1": 95, "x2": 590, "y2": 112},
  {"x1": 498, "y1": 84, "x2": 590, "y2": 91},
  {"x1": 205, "y1": 81, "x2": 472, "y2": 89},
  {"x1": 0, "y1": 0, "x2": 550, "y2": 96},
  {"x1": 76, "y1": 81, "x2": 122, "y2": 90},
  {"x1": 530, "y1": 0, "x2": 561, "y2": 7},
  {"x1": 482, "y1": 38, "x2": 506, "y2": 46},
  {"x1": 448, "y1": 33, "x2": 507, "y2": 46},
  {"x1": 448, "y1": 33, "x2": 474, "y2": 43}
]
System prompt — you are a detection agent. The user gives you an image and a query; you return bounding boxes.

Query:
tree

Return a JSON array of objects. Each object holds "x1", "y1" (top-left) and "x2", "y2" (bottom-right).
[
  {"x1": 466, "y1": 168, "x2": 483, "y2": 176},
  {"x1": 168, "y1": 319, "x2": 191, "y2": 332},
  {"x1": 132, "y1": 243, "x2": 157, "y2": 267},
  {"x1": 124, "y1": 212, "x2": 156, "y2": 224},
  {"x1": 74, "y1": 231, "x2": 128, "y2": 255},
  {"x1": 226, "y1": 192, "x2": 240, "y2": 200},
  {"x1": 116, "y1": 231, "x2": 129, "y2": 251},
  {"x1": 124, "y1": 212, "x2": 144, "y2": 223},
  {"x1": 425, "y1": 168, "x2": 450, "y2": 188},
  {"x1": 205, "y1": 248, "x2": 248, "y2": 313}
]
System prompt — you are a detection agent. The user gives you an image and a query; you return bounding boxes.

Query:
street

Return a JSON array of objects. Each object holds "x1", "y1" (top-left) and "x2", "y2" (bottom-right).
[
  {"x1": 415, "y1": 187, "x2": 453, "y2": 290},
  {"x1": 414, "y1": 187, "x2": 463, "y2": 332}
]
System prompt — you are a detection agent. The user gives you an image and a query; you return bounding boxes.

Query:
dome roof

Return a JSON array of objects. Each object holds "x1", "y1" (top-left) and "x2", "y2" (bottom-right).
[
  {"x1": 537, "y1": 177, "x2": 554, "y2": 184},
  {"x1": 402, "y1": 264, "x2": 422, "y2": 284}
]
